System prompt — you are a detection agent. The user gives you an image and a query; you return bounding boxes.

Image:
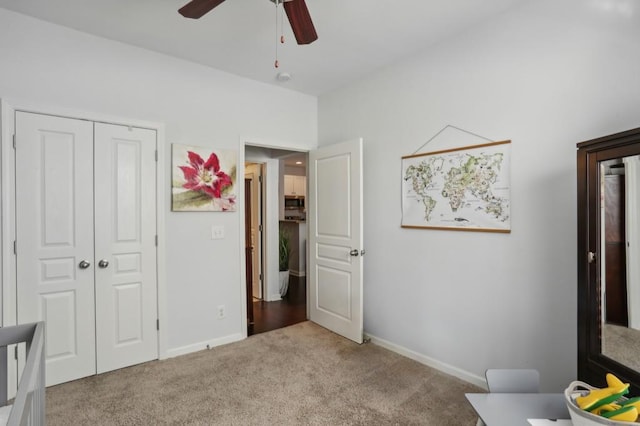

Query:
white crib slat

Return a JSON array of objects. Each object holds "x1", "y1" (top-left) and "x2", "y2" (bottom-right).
[{"x1": 0, "y1": 404, "x2": 12, "y2": 426}]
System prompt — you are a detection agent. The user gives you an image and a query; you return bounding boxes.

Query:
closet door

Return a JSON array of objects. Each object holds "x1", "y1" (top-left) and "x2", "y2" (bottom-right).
[
  {"x1": 94, "y1": 123, "x2": 158, "y2": 373},
  {"x1": 15, "y1": 112, "x2": 97, "y2": 386}
]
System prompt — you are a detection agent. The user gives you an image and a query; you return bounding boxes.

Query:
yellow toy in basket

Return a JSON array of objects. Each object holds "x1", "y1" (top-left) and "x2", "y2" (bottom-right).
[
  {"x1": 576, "y1": 374, "x2": 629, "y2": 410},
  {"x1": 575, "y1": 373, "x2": 639, "y2": 422}
]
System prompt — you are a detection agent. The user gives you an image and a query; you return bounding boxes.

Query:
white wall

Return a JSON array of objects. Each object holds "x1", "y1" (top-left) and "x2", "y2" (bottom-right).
[
  {"x1": 318, "y1": 0, "x2": 640, "y2": 391},
  {"x1": 0, "y1": 9, "x2": 317, "y2": 354}
]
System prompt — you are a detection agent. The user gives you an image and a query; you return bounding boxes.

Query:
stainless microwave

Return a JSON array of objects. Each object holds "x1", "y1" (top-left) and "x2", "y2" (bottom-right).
[{"x1": 284, "y1": 197, "x2": 305, "y2": 208}]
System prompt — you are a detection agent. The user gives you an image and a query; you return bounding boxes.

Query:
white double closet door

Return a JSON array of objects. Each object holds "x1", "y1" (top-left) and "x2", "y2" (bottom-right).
[{"x1": 15, "y1": 111, "x2": 158, "y2": 386}]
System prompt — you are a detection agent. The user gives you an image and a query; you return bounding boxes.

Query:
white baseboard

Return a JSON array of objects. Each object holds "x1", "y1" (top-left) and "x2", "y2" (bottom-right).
[
  {"x1": 164, "y1": 332, "x2": 244, "y2": 359},
  {"x1": 365, "y1": 332, "x2": 487, "y2": 390}
]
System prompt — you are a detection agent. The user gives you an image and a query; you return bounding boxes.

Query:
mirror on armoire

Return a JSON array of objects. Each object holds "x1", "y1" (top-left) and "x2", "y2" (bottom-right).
[{"x1": 578, "y1": 127, "x2": 640, "y2": 395}]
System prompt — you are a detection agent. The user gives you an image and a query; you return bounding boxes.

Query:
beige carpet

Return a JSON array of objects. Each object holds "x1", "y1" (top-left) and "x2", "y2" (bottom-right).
[
  {"x1": 46, "y1": 322, "x2": 483, "y2": 425},
  {"x1": 603, "y1": 323, "x2": 640, "y2": 373}
]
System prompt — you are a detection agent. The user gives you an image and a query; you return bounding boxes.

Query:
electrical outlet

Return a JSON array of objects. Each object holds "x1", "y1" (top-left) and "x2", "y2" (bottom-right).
[{"x1": 217, "y1": 305, "x2": 226, "y2": 319}]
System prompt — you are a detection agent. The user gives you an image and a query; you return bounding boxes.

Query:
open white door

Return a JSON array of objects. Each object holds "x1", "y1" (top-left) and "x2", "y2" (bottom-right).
[{"x1": 308, "y1": 139, "x2": 364, "y2": 343}]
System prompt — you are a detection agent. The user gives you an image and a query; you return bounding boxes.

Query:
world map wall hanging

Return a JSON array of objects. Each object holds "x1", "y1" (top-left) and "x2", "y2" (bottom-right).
[{"x1": 401, "y1": 140, "x2": 511, "y2": 233}]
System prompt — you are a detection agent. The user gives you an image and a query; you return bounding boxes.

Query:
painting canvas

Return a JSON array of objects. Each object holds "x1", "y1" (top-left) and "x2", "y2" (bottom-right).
[
  {"x1": 401, "y1": 140, "x2": 511, "y2": 233},
  {"x1": 172, "y1": 144, "x2": 237, "y2": 212}
]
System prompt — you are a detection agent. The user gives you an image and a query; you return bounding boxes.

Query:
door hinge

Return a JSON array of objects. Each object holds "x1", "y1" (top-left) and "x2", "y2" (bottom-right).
[
  {"x1": 259, "y1": 273, "x2": 262, "y2": 281},
  {"x1": 259, "y1": 225, "x2": 263, "y2": 232},
  {"x1": 13, "y1": 240, "x2": 16, "y2": 255},
  {"x1": 155, "y1": 150, "x2": 158, "y2": 162},
  {"x1": 259, "y1": 175, "x2": 263, "y2": 183},
  {"x1": 12, "y1": 134, "x2": 16, "y2": 149},
  {"x1": 14, "y1": 346, "x2": 18, "y2": 360},
  {"x1": 155, "y1": 235, "x2": 158, "y2": 246},
  {"x1": 156, "y1": 319, "x2": 159, "y2": 331}
]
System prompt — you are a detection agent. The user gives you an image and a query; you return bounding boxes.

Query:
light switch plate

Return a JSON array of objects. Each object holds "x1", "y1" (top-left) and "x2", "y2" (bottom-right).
[{"x1": 211, "y1": 225, "x2": 225, "y2": 240}]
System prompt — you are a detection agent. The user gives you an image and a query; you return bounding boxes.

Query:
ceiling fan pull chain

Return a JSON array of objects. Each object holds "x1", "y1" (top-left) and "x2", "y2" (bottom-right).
[
  {"x1": 280, "y1": 1, "x2": 285, "y2": 44},
  {"x1": 274, "y1": 0, "x2": 279, "y2": 68}
]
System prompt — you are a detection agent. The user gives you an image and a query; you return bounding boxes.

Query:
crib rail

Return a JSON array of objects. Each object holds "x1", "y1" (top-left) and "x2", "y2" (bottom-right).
[{"x1": 0, "y1": 322, "x2": 45, "y2": 426}]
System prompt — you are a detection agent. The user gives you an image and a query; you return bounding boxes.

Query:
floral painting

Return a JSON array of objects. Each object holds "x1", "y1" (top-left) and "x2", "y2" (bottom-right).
[{"x1": 172, "y1": 144, "x2": 237, "y2": 212}]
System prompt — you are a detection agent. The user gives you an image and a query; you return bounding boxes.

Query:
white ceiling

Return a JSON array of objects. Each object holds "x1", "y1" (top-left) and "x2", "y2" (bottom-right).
[{"x1": 0, "y1": 0, "x2": 530, "y2": 96}]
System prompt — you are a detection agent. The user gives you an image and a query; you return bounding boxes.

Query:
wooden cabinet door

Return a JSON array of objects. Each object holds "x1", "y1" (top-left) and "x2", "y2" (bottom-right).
[{"x1": 284, "y1": 175, "x2": 295, "y2": 196}]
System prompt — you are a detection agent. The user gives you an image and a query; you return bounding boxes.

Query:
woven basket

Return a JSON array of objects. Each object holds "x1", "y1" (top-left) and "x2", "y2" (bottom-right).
[{"x1": 565, "y1": 381, "x2": 639, "y2": 425}]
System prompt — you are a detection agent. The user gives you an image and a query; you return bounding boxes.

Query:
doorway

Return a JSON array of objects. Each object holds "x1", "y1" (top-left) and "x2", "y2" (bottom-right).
[
  {"x1": 244, "y1": 149, "x2": 308, "y2": 336},
  {"x1": 243, "y1": 139, "x2": 364, "y2": 343}
]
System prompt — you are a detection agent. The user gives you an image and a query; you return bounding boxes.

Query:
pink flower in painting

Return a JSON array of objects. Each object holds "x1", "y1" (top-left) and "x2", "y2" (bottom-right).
[
  {"x1": 213, "y1": 195, "x2": 237, "y2": 212},
  {"x1": 179, "y1": 151, "x2": 233, "y2": 198}
]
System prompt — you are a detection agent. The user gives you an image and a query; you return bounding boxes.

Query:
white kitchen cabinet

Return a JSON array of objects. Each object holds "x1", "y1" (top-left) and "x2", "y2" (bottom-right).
[{"x1": 284, "y1": 175, "x2": 306, "y2": 197}]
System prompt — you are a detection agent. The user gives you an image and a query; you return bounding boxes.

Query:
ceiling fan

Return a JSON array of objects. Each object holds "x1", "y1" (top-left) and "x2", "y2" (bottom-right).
[{"x1": 178, "y1": 0, "x2": 318, "y2": 45}]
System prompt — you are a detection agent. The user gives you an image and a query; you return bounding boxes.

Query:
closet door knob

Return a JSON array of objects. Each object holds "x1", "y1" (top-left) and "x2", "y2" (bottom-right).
[
  {"x1": 78, "y1": 260, "x2": 91, "y2": 269},
  {"x1": 98, "y1": 259, "x2": 110, "y2": 268}
]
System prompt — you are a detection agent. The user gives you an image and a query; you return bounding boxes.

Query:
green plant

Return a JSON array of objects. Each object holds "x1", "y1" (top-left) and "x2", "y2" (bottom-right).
[{"x1": 279, "y1": 229, "x2": 291, "y2": 271}]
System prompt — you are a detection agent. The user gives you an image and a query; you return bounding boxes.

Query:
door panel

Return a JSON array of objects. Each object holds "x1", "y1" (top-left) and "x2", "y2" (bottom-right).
[
  {"x1": 317, "y1": 267, "x2": 351, "y2": 318},
  {"x1": 15, "y1": 112, "x2": 96, "y2": 386},
  {"x1": 94, "y1": 123, "x2": 158, "y2": 374},
  {"x1": 42, "y1": 291, "x2": 77, "y2": 360},
  {"x1": 245, "y1": 179, "x2": 254, "y2": 329},
  {"x1": 309, "y1": 139, "x2": 363, "y2": 343},
  {"x1": 244, "y1": 172, "x2": 258, "y2": 299},
  {"x1": 250, "y1": 172, "x2": 261, "y2": 299}
]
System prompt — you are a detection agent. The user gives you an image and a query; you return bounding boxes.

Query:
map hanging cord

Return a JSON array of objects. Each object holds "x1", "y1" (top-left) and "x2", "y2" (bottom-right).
[{"x1": 412, "y1": 125, "x2": 495, "y2": 155}]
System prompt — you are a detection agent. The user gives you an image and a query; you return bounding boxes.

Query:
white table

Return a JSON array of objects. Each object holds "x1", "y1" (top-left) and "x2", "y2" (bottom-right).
[{"x1": 465, "y1": 393, "x2": 570, "y2": 426}]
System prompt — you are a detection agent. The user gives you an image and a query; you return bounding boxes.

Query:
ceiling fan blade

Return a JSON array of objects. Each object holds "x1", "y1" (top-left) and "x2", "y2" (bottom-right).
[
  {"x1": 179, "y1": 0, "x2": 226, "y2": 19},
  {"x1": 283, "y1": 0, "x2": 318, "y2": 45}
]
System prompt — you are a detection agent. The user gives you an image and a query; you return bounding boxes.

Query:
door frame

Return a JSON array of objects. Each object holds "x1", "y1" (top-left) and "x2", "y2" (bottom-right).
[
  {"x1": 0, "y1": 99, "x2": 169, "y2": 389},
  {"x1": 240, "y1": 139, "x2": 311, "y2": 338}
]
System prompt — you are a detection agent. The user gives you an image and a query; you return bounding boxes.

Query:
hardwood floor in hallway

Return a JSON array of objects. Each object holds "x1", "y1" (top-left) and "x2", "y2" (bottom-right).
[{"x1": 248, "y1": 275, "x2": 307, "y2": 336}]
